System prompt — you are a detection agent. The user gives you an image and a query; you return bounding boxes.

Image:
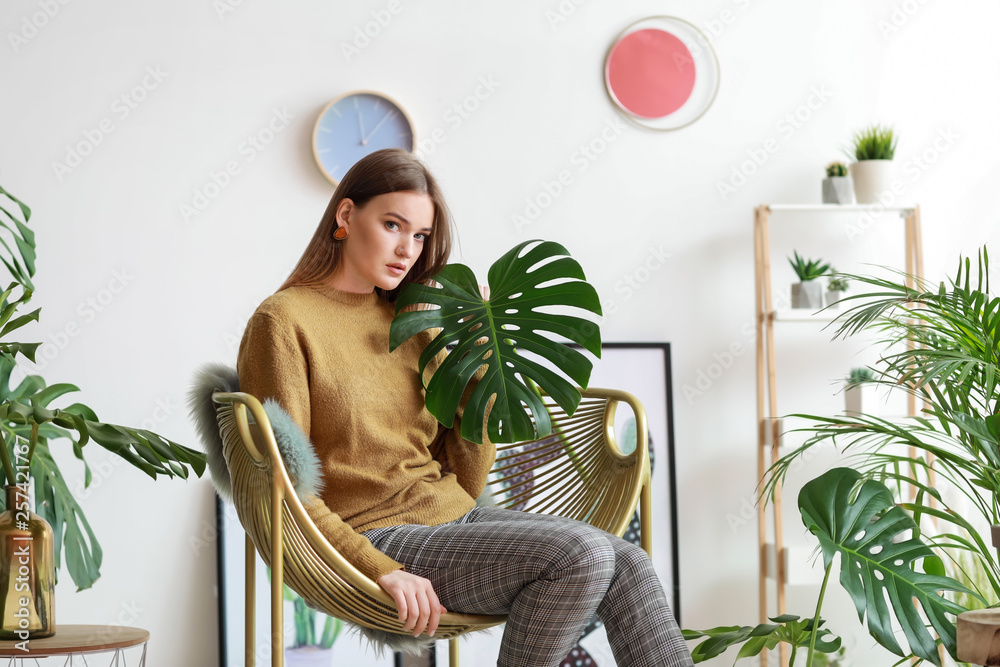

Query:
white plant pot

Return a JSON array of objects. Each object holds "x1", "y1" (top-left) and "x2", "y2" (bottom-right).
[
  {"x1": 849, "y1": 160, "x2": 894, "y2": 204},
  {"x1": 826, "y1": 290, "x2": 844, "y2": 308},
  {"x1": 822, "y1": 176, "x2": 856, "y2": 204},
  {"x1": 791, "y1": 281, "x2": 824, "y2": 309},
  {"x1": 845, "y1": 384, "x2": 879, "y2": 417},
  {"x1": 285, "y1": 646, "x2": 335, "y2": 667}
]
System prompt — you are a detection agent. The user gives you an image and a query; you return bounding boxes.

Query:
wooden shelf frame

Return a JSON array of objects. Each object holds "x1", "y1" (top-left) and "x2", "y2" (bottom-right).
[{"x1": 752, "y1": 203, "x2": 924, "y2": 667}]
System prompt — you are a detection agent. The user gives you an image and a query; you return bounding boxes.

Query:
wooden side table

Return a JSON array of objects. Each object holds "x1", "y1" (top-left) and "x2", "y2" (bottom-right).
[{"x1": 0, "y1": 624, "x2": 147, "y2": 664}]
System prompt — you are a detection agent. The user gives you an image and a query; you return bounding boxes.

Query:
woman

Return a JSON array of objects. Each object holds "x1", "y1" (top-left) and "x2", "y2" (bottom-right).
[{"x1": 237, "y1": 148, "x2": 693, "y2": 667}]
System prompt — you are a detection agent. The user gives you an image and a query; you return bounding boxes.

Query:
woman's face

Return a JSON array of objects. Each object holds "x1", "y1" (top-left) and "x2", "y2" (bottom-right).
[{"x1": 330, "y1": 190, "x2": 435, "y2": 294}]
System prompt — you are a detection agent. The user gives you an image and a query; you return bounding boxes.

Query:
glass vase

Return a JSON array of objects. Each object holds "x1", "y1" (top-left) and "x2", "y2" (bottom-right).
[{"x1": 0, "y1": 484, "x2": 55, "y2": 639}]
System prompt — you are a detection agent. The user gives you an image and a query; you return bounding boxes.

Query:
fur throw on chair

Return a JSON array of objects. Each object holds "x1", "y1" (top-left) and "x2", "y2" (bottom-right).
[
  {"x1": 187, "y1": 362, "x2": 435, "y2": 656},
  {"x1": 186, "y1": 362, "x2": 325, "y2": 502}
]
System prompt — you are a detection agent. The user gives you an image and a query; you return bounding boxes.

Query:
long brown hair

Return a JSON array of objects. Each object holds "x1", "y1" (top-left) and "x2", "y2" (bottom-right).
[{"x1": 279, "y1": 148, "x2": 453, "y2": 302}]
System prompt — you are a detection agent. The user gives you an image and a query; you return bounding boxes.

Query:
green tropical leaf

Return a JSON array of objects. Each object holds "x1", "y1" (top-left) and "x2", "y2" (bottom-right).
[
  {"x1": 683, "y1": 615, "x2": 840, "y2": 664},
  {"x1": 31, "y1": 383, "x2": 80, "y2": 408},
  {"x1": 390, "y1": 239, "x2": 602, "y2": 444},
  {"x1": 0, "y1": 190, "x2": 33, "y2": 291},
  {"x1": 0, "y1": 307, "x2": 40, "y2": 338},
  {"x1": 29, "y1": 441, "x2": 102, "y2": 590},
  {"x1": 798, "y1": 467, "x2": 975, "y2": 664}
]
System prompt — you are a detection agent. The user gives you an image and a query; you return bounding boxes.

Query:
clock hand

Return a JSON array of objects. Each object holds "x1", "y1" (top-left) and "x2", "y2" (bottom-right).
[
  {"x1": 354, "y1": 97, "x2": 367, "y2": 146},
  {"x1": 362, "y1": 109, "x2": 397, "y2": 144}
]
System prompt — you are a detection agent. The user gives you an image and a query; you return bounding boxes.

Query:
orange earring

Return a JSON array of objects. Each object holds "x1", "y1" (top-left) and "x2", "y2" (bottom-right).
[{"x1": 333, "y1": 226, "x2": 348, "y2": 240}]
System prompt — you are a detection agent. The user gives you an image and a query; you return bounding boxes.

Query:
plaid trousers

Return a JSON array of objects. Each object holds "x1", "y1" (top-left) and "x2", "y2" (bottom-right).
[{"x1": 362, "y1": 506, "x2": 693, "y2": 667}]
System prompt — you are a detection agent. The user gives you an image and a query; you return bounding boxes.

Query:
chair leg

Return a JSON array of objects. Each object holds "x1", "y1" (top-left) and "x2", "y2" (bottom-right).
[
  {"x1": 640, "y1": 480, "x2": 652, "y2": 558},
  {"x1": 246, "y1": 533, "x2": 256, "y2": 667},
  {"x1": 449, "y1": 638, "x2": 459, "y2": 667},
  {"x1": 272, "y1": 482, "x2": 285, "y2": 667}
]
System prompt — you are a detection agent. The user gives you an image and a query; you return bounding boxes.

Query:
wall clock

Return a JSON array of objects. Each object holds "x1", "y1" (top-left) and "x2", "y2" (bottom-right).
[
  {"x1": 604, "y1": 16, "x2": 720, "y2": 131},
  {"x1": 312, "y1": 90, "x2": 416, "y2": 186}
]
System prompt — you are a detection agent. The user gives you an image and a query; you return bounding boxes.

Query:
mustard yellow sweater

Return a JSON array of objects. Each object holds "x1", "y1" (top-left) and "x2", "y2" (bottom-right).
[{"x1": 237, "y1": 283, "x2": 495, "y2": 581}]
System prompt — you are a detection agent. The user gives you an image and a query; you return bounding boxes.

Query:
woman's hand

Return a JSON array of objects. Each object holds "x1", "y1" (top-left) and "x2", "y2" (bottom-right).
[{"x1": 377, "y1": 569, "x2": 447, "y2": 637}]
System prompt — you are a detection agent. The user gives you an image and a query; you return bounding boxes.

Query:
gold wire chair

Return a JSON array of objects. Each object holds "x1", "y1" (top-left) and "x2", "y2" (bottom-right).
[{"x1": 212, "y1": 387, "x2": 652, "y2": 667}]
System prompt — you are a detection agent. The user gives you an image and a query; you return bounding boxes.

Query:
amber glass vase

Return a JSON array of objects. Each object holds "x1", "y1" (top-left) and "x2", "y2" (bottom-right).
[{"x1": 0, "y1": 485, "x2": 55, "y2": 639}]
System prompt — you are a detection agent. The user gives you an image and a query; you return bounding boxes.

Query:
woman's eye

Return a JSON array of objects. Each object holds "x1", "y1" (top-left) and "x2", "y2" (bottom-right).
[
  {"x1": 415, "y1": 233, "x2": 428, "y2": 241},
  {"x1": 385, "y1": 220, "x2": 399, "y2": 231}
]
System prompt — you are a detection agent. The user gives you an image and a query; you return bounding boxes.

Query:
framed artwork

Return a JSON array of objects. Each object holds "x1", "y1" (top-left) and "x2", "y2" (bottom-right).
[
  {"x1": 215, "y1": 496, "x2": 403, "y2": 667},
  {"x1": 434, "y1": 342, "x2": 680, "y2": 666}
]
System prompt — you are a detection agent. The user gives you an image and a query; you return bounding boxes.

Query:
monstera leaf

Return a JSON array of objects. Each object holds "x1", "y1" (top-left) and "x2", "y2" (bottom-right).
[
  {"x1": 683, "y1": 614, "x2": 841, "y2": 664},
  {"x1": 389, "y1": 239, "x2": 602, "y2": 444},
  {"x1": 798, "y1": 468, "x2": 975, "y2": 665}
]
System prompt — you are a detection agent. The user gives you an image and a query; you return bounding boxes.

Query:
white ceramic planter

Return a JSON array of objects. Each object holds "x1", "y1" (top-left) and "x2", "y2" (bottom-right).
[
  {"x1": 845, "y1": 384, "x2": 879, "y2": 417},
  {"x1": 285, "y1": 646, "x2": 335, "y2": 667},
  {"x1": 849, "y1": 160, "x2": 894, "y2": 204},
  {"x1": 822, "y1": 177, "x2": 855, "y2": 204},
  {"x1": 791, "y1": 281, "x2": 824, "y2": 309},
  {"x1": 826, "y1": 289, "x2": 844, "y2": 308}
]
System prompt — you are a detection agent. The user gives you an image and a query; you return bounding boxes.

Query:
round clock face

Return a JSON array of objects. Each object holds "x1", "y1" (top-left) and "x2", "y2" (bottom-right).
[{"x1": 312, "y1": 91, "x2": 415, "y2": 186}]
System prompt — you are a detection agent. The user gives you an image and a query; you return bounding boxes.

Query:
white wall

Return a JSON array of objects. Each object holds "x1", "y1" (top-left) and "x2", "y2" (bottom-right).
[{"x1": 1, "y1": 0, "x2": 998, "y2": 664}]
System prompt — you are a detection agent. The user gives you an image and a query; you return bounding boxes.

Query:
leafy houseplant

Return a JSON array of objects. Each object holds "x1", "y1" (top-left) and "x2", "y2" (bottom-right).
[
  {"x1": 389, "y1": 239, "x2": 602, "y2": 445},
  {"x1": 821, "y1": 161, "x2": 854, "y2": 205},
  {"x1": 686, "y1": 466, "x2": 972, "y2": 667},
  {"x1": 845, "y1": 124, "x2": 898, "y2": 203},
  {"x1": 683, "y1": 614, "x2": 842, "y2": 666},
  {"x1": 826, "y1": 275, "x2": 848, "y2": 308},
  {"x1": 760, "y1": 247, "x2": 1000, "y2": 665},
  {"x1": 788, "y1": 251, "x2": 830, "y2": 310},
  {"x1": 0, "y1": 186, "x2": 206, "y2": 596}
]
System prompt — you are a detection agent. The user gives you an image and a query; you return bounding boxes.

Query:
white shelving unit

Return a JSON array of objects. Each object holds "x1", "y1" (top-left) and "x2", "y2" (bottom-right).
[{"x1": 752, "y1": 203, "x2": 924, "y2": 667}]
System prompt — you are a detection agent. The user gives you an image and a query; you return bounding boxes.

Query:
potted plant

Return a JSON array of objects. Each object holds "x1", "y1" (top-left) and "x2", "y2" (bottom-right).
[
  {"x1": 821, "y1": 161, "x2": 854, "y2": 205},
  {"x1": 0, "y1": 186, "x2": 205, "y2": 639},
  {"x1": 757, "y1": 246, "x2": 1000, "y2": 666},
  {"x1": 787, "y1": 251, "x2": 830, "y2": 310},
  {"x1": 825, "y1": 274, "x2": 848, "y2": 308},
  {"x1": 845, "y1": 124, "x2": 897, "y2": 204},
  {"x1": 843, "y1": 366, "x2": 874, "y2": 417}
]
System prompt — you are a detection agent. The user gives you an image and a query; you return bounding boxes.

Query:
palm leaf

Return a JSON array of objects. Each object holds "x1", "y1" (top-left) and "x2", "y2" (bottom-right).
[
  {"x1": 798, "y1": 467, "x2": 975, "y2": 664},
  {"x1": 390, "y1": 239, "x2": 602, "y2": 444}
]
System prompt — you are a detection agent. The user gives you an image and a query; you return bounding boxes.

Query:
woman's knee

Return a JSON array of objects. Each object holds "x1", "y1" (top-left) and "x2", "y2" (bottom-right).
[
  {"x1": 544, "y1": 525, "x2": 616, "y2": 586},
  {"x1": 611, "y1": 541, "x2": 668, "y2": 601}
]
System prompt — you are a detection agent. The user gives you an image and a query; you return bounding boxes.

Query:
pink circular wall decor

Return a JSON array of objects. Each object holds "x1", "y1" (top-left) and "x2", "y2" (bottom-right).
[{"x1": 604, "y1": 16, "x2": 720, "y2": 131}]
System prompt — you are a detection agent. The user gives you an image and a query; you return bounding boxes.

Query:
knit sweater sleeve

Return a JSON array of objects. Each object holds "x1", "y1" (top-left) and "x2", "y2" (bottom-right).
[{"x1": 237, "y1": 308, "x2": 405, "y2": 581}]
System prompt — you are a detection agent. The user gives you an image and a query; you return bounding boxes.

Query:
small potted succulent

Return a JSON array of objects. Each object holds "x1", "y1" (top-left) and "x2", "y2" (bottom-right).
[
  {"x1": 826, "y1": 274, "x2": 849, "y2": 308},
  {"x1": 844, "y1": 366, "x2": 876, "y2": 417},
  {"x1": 845, "y1": 124, "x2": 898, "y2": 204},
  {"x1": 788, "y1": 251, "x2": 830, "y2": 309},
  {"x1": 822, "y1": 161, "x2": 855, "y2": 204}
]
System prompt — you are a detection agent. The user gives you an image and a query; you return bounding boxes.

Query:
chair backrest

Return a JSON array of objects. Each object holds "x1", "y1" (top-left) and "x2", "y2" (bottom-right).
[
  {"x1": 484, "y1": 389, "x2": 650, "y2": 539},
  {"x1": 212, "y1": 387, "x2": 649, "y2": 637}
]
